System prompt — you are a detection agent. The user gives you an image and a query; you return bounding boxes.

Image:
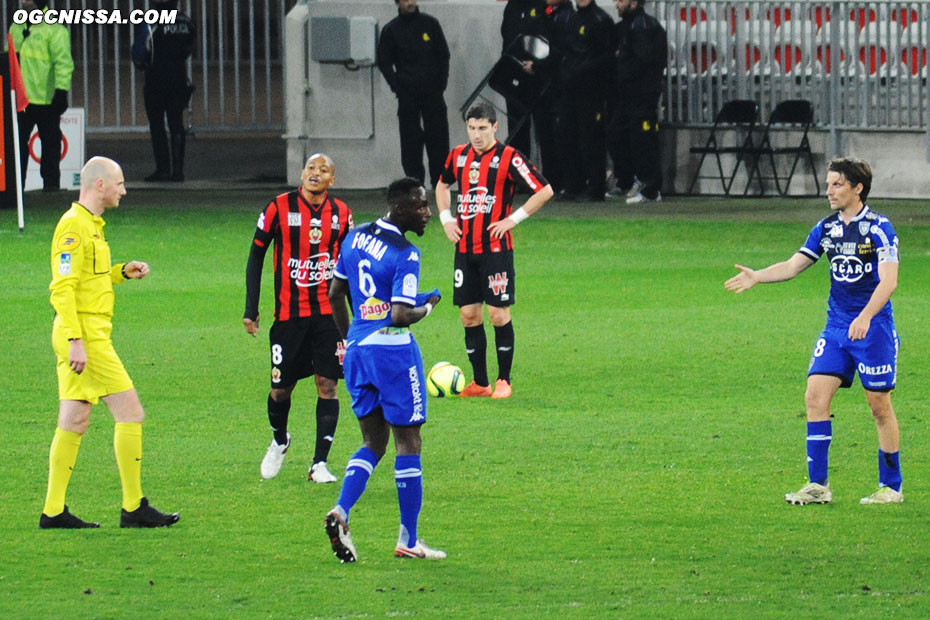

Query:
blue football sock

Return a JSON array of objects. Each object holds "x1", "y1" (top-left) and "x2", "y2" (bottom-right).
[
  {"x1": 878, "y1": 450, "x2": 902, "y2": 491},
  {"x1": 335, "y1": 446, "x2": 379, "y2": 521},
  {"x1": 395, "y1": 454, "x2": 423, "y2": 548},
  {"x1": 806, "y1": 420, "x2": 832, "y2": 485}
]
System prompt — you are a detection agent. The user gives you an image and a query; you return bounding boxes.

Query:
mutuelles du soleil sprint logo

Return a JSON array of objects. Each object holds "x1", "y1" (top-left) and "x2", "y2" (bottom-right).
[{"x1": 13, "y1": 8, "x2": 178, "y2": 26}]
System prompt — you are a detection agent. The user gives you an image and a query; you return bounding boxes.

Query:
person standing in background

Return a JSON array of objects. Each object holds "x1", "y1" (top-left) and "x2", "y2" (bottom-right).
[
  {"x1": 132, "y1": 0, "x2": 195, "y2": 182},
  {"x1": 7, "y1": 0, "x2": 74, "y2": 191},
  {"x1": 377, "y1": 0, "x2": 450, "y2": 189}
]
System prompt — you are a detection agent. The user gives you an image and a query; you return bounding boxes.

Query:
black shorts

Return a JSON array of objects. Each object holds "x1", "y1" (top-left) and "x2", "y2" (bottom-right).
[
  {"x1": 268, "y1": 316, "x2": 343, "y2": 388},
  {"x1": 453, "y1": 251, "x2": 515, "y2": 307}
]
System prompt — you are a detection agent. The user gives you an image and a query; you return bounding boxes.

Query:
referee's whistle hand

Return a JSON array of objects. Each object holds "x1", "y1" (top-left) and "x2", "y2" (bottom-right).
[{"x1": 124, "y1": 261, "x2": 150, "y2": 279}]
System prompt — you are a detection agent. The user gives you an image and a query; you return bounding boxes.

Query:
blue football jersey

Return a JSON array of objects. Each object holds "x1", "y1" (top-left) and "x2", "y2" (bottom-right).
[
  {"x1": 800, "y1": 206, "x2": 898, "y2": 326},
  {"x1": 333, "y1": 219, "x2": 422, "y2": 343}
]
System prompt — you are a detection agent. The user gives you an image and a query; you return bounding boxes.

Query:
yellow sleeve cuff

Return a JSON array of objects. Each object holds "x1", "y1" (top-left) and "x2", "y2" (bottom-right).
[{"x1": 111, "y1": 263, "x2": 128, "y2": 284}]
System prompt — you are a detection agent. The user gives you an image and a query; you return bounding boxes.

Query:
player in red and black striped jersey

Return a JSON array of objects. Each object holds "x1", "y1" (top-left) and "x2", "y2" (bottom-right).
[
  {"x1": 435, "y1": 102, "x2": 554, "y2": 399},
  {"x1": 243, "y1": 153, "x2": 354, "y2": 483}
]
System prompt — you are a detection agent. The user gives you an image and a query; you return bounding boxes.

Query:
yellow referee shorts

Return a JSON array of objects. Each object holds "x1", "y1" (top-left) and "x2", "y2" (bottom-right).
[{"x1": 52, "y1": 314, "x2": 134, "y2": 404}]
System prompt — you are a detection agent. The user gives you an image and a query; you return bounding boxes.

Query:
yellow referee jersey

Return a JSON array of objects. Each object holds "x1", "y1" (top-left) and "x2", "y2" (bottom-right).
[{"x1": 49, "y1": 203, "x2": 127, "y2": 340}]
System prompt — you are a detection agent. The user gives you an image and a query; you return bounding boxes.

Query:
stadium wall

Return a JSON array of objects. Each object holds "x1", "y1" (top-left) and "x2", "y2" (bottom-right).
[{"x1": 286, "y1": 0, "x2": 930, "y2": 198}]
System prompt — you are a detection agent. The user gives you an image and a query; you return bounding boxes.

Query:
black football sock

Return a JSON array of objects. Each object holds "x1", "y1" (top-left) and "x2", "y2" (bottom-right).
[
  {"x1": 267, "y1": 394, "x2": 291, "y2": 446},
  {"x1": 464, "y1": 325, "x2": 489, "y2": 387},
  {"x1": 494, "y1": 321, "x2": 515, "y2": 383},
  {"x1": 314, "y1": 397, "x2": 339, "y2": 463}
]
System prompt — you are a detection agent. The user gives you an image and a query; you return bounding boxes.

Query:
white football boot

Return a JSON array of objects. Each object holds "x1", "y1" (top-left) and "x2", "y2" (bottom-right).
[{"x1": 260, "y1": 433, "x2": 290, "y2": 479}]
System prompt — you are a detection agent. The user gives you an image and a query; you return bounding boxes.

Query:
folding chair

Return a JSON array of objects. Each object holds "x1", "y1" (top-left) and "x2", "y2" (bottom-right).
[
  {"x1": 459, "y1": 35, "x2": 550, "y2": 144},
  {"x1": 744, "y1": 99, "x2": 820, "y2": 197},
  {"x1": 688, "y1": 100, "x2": 758, "y2": 196}
]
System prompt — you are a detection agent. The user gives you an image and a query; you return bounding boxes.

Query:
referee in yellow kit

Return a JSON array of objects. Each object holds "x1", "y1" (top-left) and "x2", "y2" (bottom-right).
[{"x1": 41, "y1": 156, "x2": 179, "y2": 529}]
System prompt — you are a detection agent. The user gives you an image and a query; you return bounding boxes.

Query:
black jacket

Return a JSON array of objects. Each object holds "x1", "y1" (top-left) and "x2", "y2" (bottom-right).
[
  {"x1": 132, "y1": 12, "x2": 195, "y2": 87},
  {"x1": 528, "y1": 0, "x2": 574, "y2": 80},
  {"x1": 614, "y1": 6, "x2": 667, "y2": 99},
  {"x1": 377, "y1": 8, "x2": 450, "y2": 96},
  {"x1": 559, "y1": 0, "x2": 614, "y2": 93},
  {"x1": 500, "y1": 0, "x2": 543, "y2": 56}
]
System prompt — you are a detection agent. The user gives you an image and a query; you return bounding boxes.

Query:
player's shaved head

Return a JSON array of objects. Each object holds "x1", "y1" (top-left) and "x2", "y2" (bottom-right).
[
  {"x1": 80, "y1": 156, "x2": 121, "y2": 189},
  {"x1": 307, "y1": 153, "x2": 335, "y2": 170}
]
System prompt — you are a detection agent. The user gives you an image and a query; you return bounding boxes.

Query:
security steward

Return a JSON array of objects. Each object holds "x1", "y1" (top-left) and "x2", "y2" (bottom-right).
[
  {"x1": 377, "y1": 0, "x2": 450, "y2": 189},
  {"x1": 132, "y1": 0, "x2": 195, "y2": 182},
  {"x1": 519, "y1": 0, "x2": 575, "y2": 193},
  {"x1": 606, "y1": 0, "x2": 667, "y2": 204},
  {"x1": 500, "y1": 0, "x2": 542, "y2": 157},
  {"x1": 8, "y1": 0, "x2": 74, "y2": 191},
  {"x1": 556, "y1": 0, "x2": 614, "y2": 202}
]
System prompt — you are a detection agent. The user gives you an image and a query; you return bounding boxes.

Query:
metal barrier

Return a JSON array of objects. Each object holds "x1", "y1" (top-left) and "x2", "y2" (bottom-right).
[
  {"x1": 4, "y1": 0, "x2": 927, "y2": 144},
  {"x1": 655, "y1": 0, "x2": 930, "y2": 141},
  {"x1": 2, "y1": 0, "x2": 293, "y2": 133}
]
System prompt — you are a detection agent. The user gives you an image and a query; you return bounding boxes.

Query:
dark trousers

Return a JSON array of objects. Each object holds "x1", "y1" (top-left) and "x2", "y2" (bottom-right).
[
  {"x1": 144, "y1": 82, "x2": 190, "y2": 174},
  {"x1": 396, "y1": 91, "x2": 449, "y2": 187},
  {"x1": 556, "y1": 92, "x2": 607, "y2": 195},
  {"x1": 531, "y1": 90, "x2": 561, "y2": 192},
  {"x1": 18, "y1": 104, "x2": 62, "y2": 189},
  {"x1": 505, "y1": 96, "x2": 532, "y2": 156},
  {"x1": 607, "y1": 96, "x2": 662, "y2": 198}
]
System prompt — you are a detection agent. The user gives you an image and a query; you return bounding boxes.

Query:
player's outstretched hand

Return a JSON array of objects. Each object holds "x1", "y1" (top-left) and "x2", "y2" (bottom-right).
[
  {"x1": 443, "y1": 220, "x2": 461, "y2": 243},
  {"x1": 124, "y1": 261, "x2": 150, "y2": 279},
  {"x1": 724, "y1": 264, "x2": 758, "y2": 293},
  {"x1": 243, "y1": 315, "x2": 260, "y2": 337}
]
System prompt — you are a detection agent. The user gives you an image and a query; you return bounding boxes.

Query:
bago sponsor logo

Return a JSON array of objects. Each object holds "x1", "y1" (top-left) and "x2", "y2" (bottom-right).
[{"x1": 360, "y1": 297, "x2": 391, "y2": 320}]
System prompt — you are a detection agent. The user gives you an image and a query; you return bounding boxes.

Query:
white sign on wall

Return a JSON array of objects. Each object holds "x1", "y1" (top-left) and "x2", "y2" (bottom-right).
[{"x1": 24, "y1": 107, "x2": 85, "y2": 191}]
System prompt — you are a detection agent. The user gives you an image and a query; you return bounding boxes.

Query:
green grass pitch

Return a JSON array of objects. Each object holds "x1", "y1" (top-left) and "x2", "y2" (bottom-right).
[{"x1": 2, "y1": 190, "x2": 929, "y2": 619}]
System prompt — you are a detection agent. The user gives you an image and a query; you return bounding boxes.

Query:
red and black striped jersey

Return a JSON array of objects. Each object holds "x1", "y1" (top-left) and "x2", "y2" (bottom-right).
[
  {"x1": 439, "y1": 141, "x2": 548, "y2": 254},
  {"x1": 245, "y1": 190, "x2": 354, "y2": 321}
]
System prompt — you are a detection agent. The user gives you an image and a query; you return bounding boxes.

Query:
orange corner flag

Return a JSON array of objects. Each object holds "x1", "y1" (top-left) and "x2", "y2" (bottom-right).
[{"x1": 7, "y1": 33, "x2": 29, "y2": 112}]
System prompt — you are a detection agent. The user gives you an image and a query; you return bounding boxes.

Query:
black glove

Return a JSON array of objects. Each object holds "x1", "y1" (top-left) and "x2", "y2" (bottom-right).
[{"x1": 51, "y1": 89, "x2": 69, "y2": 115}]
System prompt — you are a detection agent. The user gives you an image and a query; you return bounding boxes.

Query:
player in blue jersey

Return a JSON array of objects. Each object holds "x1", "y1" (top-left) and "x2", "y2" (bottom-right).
[
  {"x1": 324, "y1": 177, "x2": 446, "y2": 562},
  {"x1": 725, "y1": 157, "x2": 903, "y2": 506}
]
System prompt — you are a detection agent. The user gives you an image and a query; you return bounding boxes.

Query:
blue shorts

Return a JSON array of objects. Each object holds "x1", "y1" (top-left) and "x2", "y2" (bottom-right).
[
  {"x1": 808, "y1": 322, "x2": 899, "y2": 391},
  {"x1": 342, "y1": 339, "x2": 427, "y2": 426}
]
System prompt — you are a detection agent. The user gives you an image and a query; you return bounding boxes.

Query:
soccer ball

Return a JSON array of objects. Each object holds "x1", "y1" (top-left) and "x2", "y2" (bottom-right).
[{"x1": 426, "y1": 362, "x2": 465, "y2": 397}]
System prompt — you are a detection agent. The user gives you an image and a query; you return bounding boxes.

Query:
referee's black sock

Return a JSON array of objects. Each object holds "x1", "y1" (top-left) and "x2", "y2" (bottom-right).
[
  {"x1": 267, "y1": 394, "x2": 291, "y2": 446},
  {"x1": 314, "y1": 397, "x2": 339, "y2": 464},
  {"x1": 464, "y1": 325, "x2": 489, "y2": 387},
  {"x1": 494, "y1": 321, "x2": 515, "y2": 384}
]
